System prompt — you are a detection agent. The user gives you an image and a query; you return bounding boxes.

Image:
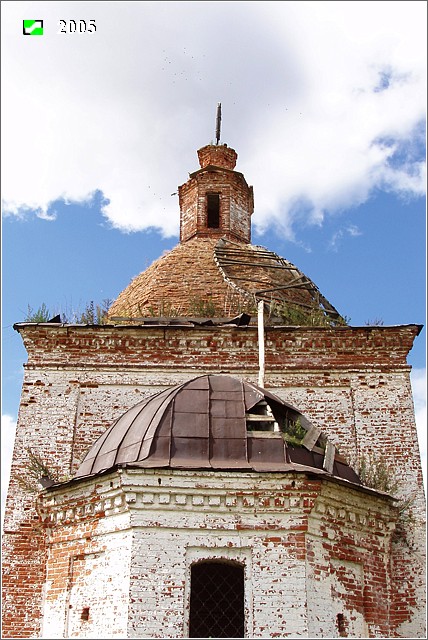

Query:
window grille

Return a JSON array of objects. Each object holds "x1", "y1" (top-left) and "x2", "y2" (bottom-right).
[{"x1": 189, "y1": 560, "x2": 245, "y2": 638}]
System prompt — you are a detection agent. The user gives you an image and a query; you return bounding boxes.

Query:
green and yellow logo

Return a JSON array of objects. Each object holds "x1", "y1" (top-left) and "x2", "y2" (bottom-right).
[{"x1": 23, "y1": 20, "x2": 44, "y2": 36}]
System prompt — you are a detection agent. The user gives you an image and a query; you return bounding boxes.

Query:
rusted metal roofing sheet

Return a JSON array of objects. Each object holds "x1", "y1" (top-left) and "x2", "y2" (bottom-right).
[{"x1": 74, "y1": 374, "x2": 361, "y2": 486}]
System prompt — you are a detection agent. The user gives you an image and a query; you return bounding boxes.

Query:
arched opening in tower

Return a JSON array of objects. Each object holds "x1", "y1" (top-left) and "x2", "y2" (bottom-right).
[
  {"x1": 207, "y1": 193, "x2": 220, "y2": 228},
  {"x1": 189, "y1": 560, "x2": 245, "y2": 638}
]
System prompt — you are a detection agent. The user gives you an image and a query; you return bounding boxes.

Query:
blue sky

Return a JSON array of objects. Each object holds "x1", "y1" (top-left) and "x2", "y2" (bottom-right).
[{"x1": 1, "y1": 1, "x2": 426, "y2": 513}]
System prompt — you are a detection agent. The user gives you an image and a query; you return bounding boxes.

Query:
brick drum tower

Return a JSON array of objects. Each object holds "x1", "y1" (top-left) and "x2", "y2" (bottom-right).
[{"x1": 2, "y1": 135, "x2": 425, "y2": 639}]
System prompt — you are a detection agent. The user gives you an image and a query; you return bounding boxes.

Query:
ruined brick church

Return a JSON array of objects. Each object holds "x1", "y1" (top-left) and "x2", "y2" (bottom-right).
[{"x1": 2, "y1": 135, "x2": 426, "y2": 638}]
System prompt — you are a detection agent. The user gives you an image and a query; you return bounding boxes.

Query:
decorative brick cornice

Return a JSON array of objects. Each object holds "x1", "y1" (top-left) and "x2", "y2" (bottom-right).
[
  {"x1": 15, "y1": 323, "x2": 421, "y2": 370},
  {"x1": 37, "y1": 468, "x2": 395, "y2": 537}
]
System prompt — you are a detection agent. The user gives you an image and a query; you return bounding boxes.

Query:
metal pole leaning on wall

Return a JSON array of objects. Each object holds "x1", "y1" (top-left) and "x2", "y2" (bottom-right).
[{"x1": 258, "y1": 300, "x2": 265, "y2": 388}]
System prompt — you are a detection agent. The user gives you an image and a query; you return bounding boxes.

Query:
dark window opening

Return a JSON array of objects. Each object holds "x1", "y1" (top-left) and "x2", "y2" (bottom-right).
[
  {"x1": 207, "y1": 193, "x2": 220, "y2": 228},
  {"x1": 81, "y1": 607, "x2": 90, "y2": 621},
  {"x1": 336, "y1": 613, "x2": 347, "y2": 637},
  {"x1": 189, "y1": 560, "x2": 245, "y2": 638}
]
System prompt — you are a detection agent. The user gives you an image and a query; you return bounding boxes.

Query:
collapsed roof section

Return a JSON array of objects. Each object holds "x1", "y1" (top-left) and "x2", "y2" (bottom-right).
[{"x1": 214, "y1": 238, "x2": 343, "y2": 324}]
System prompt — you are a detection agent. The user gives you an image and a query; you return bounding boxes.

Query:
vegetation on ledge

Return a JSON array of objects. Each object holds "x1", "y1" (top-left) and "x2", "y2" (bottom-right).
[{"x1": 24, "y1": 300, "x2": 112, "y2": 325}]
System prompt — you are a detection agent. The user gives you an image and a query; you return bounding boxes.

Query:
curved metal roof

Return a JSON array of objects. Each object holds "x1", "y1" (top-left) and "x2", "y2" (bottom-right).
[{"x1": 75, "y1": 375, "x2": 360, "y2": 484}]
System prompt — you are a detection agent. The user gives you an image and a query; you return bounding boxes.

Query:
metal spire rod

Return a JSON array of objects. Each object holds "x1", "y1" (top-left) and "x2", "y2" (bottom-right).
[{"x1": 215, "y1": 103, "x2": 221, "y2": 145}]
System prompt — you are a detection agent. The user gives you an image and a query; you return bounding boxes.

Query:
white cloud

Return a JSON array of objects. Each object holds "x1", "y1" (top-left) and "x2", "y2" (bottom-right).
[
  {"x1": 329, "y1": 224, "x2": 362, "y2": 251},
  {"x1": 1, "y1": 1, "x2": 426, "y2": 238},
  {"x1": 1, "y1": 414, "x2": 17, "y2": 528},
  {"x1": 411, "y1": 367, "x2": 427, "y2": 493}
]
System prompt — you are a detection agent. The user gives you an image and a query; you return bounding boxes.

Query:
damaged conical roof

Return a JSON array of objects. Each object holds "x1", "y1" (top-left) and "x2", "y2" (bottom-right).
[
  {"x1": 108, "y1": 237, "x2": 343, "y2": 323},
  {"x1": 108, "y1": 142, "x2": 344, "y2": 324},
  {"x1": 75, "y1": 375, "x2": 360, "y2": 484}
]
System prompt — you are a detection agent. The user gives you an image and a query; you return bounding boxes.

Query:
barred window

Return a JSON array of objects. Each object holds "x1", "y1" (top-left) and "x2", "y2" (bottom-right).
[{"x1": 189, "y1": 560, "x2": 245, "y2": 638}]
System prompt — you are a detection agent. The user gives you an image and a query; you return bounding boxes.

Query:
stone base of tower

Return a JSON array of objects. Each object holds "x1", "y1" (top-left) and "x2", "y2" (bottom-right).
[
  {"x1": 2, "y1": 321, "x2": 425, "y2": 638},
  {"x1": 38, "y1": 468, "x2": 397, "y2": 639}
]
